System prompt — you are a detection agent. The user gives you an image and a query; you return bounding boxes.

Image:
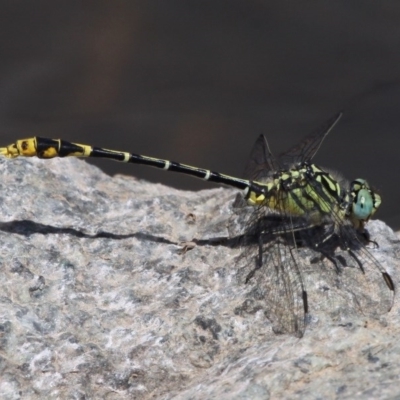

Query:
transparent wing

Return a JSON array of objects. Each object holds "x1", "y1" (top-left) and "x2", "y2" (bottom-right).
[
  {"x1": 242, "y1": 112, "x2": 342, "y2": 182},
  {"x1": 235, "y1": 121, "x2": 336, "y2": 336},
  {"x1": 332, "y1": 226, "x2": 394, "y2": 315},
  {"x1": 236, "y1": 204, "x2": 308, "y2": 337},
  {"x1": 242, "y1": 134, "x2": 279, "y2": 182},
  {"x1": 278, "y1": 112, "x2": 342, "y2": 168}
]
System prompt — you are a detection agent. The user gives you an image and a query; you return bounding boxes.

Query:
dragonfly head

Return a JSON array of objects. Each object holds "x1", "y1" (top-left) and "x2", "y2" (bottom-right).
[{"x1": 350, "y1": 178, "x2": 381, "y2": 228}]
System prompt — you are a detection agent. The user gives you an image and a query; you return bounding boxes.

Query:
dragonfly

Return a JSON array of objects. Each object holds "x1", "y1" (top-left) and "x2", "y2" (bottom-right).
[
  {"x1": 0, "y1": 113, "x2": 394, "y2": 337},
  {"x1": 233, "y1": 114, "x2": 394, "y2": 336}
]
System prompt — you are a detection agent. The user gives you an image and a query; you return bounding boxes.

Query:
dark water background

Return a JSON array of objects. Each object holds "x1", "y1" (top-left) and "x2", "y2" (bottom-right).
[{"x1": 1, "y1": 1, "x2": 400, "y2": 228}]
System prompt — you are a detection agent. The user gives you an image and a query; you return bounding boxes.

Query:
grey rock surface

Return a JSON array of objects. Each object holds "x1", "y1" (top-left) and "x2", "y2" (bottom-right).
[{"x1": 0, "y1": 157, "x2": 399, "y2": 399}]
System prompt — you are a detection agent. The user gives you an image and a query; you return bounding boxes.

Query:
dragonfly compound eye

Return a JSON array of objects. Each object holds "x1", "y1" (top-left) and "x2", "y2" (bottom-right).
[{"x1": 351, "y1": 178, "x2": 379, "y2": 221}]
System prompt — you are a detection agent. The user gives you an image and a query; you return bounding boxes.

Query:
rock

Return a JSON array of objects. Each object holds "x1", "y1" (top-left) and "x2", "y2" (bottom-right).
[{"x1": 0, "y1": 157, "x2": 399, "y2": 399}]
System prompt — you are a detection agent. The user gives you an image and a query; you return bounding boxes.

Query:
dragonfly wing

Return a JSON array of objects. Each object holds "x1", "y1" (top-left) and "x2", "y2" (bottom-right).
[
  {"x1": 278, "y1": 112, "x2": 343, "y2": 168},
  {"x1": 242, "y1": 134, "x2": 279, "y2": 181},
  {"x1": 236, "y1": 205, "x2": 308, "y2": 337},
  {"x1": 263, "y1": 237, "x2": 308, "y2": 337},
  {"x1": 335, "y1": 226, "x2": 394, "y2": 315},
  {"x1": 297, "y1": 219, "x2": 395, "y2": 318},
  {"x1": 242, "y1": 112, "x2": 342, "y2": 181}
]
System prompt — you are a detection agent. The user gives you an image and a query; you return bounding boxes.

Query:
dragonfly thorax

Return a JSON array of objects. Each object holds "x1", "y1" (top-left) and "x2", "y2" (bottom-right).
[{"x1": 246, "y1": 161, "x2": 345, "y2": 221}]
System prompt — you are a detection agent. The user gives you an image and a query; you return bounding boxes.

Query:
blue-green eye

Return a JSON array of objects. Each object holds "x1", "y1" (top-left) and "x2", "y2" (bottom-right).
[{"x1": 351, "y1": 179, "x2": 380, "y2": 221}]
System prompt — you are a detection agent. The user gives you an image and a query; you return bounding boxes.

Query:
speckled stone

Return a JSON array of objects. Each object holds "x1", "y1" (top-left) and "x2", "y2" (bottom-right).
[{"x1": 0, "y1": 157, "x2": 399, "y2": 399}]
